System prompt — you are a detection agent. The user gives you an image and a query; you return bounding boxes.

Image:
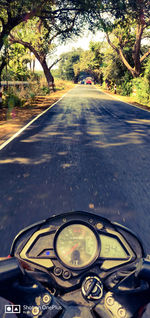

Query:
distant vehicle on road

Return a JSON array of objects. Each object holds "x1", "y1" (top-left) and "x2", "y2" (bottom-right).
[{"x1": 86, "y1": 79, "x2": 92, "y2": 85}]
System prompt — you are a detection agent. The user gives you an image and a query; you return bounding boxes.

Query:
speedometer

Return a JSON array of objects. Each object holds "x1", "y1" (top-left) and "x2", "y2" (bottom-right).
[{"x1": 55, "y1": 223, "x2": 99, "y2": 269}]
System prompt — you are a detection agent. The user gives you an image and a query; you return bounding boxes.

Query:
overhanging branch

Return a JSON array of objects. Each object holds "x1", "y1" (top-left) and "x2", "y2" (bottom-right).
[
  {"x1": 49, "y1": 58, "x2": 62, "y2": 70},
  {"x1": 106, "y1": 32, "x2": 136, "y2": 77},
  {"x1": 9, "y1": 33, "x2": 42, "y2": 62},
  {"x1": 140, "y1": 48, "x2": 150, "y2": 63},
  {"x1": 105, "y1": 32, "x2": 119, "y2": 53}
]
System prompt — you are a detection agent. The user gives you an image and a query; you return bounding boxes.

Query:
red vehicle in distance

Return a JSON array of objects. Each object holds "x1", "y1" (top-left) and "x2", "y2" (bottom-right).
[{"x1": 86, "y1": 79, "x2": 92, "y2": 85}]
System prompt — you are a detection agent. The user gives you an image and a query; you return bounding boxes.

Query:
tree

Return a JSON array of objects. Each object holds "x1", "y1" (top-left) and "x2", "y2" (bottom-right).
[
  {"x1": 9, "y1": 10, "x2": 80, "y2": 88},
  {"x1": 2, "y1": 43, "x2": 31, "y2": 81},
  {"x1": 105, "y1": 18, "x2": 150, "y2": 78},
  {"x1": 9, "y1": 18, "x2": 56, "y2": 89},
  {"x1": 0, "y1": 0, "x2": 52, "y2": 84},
  {"x1": 0, "y1": 0, "x2": 42, "y2": 51},
  {"x1": 0, "y1": 0, "x2": 87, "y2": 82},
  {"x1": 0, "y1": 0, "x2": 93, "y2": 88},
  {"x1": 86, "y1": 0, "x2": 150, "y2": 78},
  {"x1": 58, "y1": 49, "x2": 82, "y2": 81},
  {"x1": 100, "y1": 43, "x2": 133, "y2": 95}
]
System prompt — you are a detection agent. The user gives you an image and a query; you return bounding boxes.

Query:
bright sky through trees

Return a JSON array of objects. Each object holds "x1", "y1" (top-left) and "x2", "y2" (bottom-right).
[{"x1": 35, "y1": 30, "x2": 104, "y2": 70}]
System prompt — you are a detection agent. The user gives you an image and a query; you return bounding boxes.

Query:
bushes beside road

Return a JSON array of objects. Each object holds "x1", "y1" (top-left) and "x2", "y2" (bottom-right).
[
  {"x1": 1, "y1": 79, "x2": 74, "y2": 111},
  {"x1": 100, "y1": 70, "x2": 150, "y2": 108},
  {"x1": 0, "y1": 79, "x2": 74, "y2": 127}
]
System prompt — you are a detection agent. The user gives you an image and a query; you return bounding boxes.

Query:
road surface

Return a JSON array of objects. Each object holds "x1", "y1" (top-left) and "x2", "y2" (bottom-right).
[{"x1": 0, "y1": 85, "x2": 150, "y2": 316}]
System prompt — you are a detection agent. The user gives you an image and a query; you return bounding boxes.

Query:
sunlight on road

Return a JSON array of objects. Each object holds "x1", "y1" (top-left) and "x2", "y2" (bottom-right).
[
  {"x1": 0, "y1": 116, "x2": 148, "y2": 165},
  {"x1": 127, "y1": 119, "x2": 150, "y2": 125},
  {"x1": 0, "y1": 154, "x2": 51, "y2": 164},
  {"x1": 61, "y1": 163, "x2": 77, "y2": 169},
  {"x1": 21, "y1": 131, "x2": 64, "y2": 143},
  {"x1": 87, "y1": 131, "x2": 103, "y2": 135}
]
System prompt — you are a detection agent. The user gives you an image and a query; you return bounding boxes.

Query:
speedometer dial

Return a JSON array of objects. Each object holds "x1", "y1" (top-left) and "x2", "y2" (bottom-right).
[{"x1": 55, "y1": 223, "x2": 99, "y2": 269}]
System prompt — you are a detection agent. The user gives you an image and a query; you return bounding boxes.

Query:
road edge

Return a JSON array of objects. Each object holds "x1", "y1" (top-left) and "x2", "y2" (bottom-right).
[
  {"x1": 95, "y1": 86, "x2": 150, "y2": 113},
  {"x1": 0, "y1": 88, "x2": 72, "y2": 151}
]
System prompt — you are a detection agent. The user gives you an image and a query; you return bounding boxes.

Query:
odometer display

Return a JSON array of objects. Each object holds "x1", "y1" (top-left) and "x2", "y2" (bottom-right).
[{"x1": 55, "y1": 223, "x2": 99, "y2": 269}]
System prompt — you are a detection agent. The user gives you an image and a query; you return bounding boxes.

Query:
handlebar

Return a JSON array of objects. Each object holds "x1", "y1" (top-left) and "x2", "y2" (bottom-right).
[
  {"x1": 0, "y1": 257, "x2": 63, "y2": 318},
  {"x1": 0, "y1": 257, "x2": 24, "y2": 283}
]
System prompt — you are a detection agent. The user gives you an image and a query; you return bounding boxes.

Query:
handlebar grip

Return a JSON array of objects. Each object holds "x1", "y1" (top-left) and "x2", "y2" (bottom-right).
[
  {"x1": 138, "y1": 258, "x2": 150, "y2": 283},
  {"x1": 0, "y1": 257, "x2": 24, "y2": 283}
]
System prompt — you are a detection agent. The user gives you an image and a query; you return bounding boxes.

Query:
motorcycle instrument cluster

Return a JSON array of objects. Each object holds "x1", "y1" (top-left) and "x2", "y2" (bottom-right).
[{"x1": 11, "y1": 211, "x2": 144, "y2": 285}]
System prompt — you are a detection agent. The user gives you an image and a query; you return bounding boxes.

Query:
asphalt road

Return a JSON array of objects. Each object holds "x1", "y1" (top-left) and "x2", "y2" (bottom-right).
[{"x1": 0, "y1": 85, "x2": 150, "y2": 316}]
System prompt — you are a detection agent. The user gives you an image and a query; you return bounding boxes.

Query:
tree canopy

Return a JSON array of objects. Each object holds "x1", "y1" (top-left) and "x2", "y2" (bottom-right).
[
  {"x1": 0, "y1": 0, "x2": 87, "y2": 80},
  {"x1": 86, "y1": 0, "x2": 150, "y2": 77}
]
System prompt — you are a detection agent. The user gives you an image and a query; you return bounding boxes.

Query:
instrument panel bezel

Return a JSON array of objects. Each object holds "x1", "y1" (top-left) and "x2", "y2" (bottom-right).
[{"x1": 53, "y1": 220, "x2": 101, "y2": 270}]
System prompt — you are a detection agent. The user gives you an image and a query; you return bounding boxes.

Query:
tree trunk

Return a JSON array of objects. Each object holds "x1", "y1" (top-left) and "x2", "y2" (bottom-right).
[
  {"x1": 41, "y1": 59, "x2": 55, "y2": 91},
  {"x1": 118, "y1": 49, "x2": 138, "y2": 78},
  {"x1": 132, "y1": 23, "x2": 144, "y2": 77},
  {"x1": 9, "y1": 36, "x2": 55, "y2": 91},
  {"x1": 33, "y1": 59, "x2": 35, "y2": 73},
  {"x1": 106, "y1": 32, "x2": 141, "y2": 78},
  {"x1": 0, "y1": 58, "x2": 7, "y2": 108}
]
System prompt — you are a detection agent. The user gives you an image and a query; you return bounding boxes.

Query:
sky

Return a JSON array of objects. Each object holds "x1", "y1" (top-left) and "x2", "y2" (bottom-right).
[
  {"x1": 35, "y1": 30, "x2": 105, "y2": 70},
  {"x1": 55, "y1": 30, "x2": 105, "y2": 55}
]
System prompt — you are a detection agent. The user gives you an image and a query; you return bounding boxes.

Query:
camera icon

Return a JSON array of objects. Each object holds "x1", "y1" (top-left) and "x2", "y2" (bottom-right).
[
  {"x1": 5, "y1": 305, "x2": 13, "y2": 313},
  {"x1": 5, "y1": 305, "x2": 21, "y2": 314}
]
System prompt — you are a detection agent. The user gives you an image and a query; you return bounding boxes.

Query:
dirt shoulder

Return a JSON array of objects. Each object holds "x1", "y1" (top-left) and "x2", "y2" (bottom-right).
[{"x1": 0, "y1": 83, "x2": 75, "y2": 146}]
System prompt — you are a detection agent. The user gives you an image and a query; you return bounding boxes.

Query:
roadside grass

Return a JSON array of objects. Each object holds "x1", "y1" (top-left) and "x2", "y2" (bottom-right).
[{"x1": 0, "y1": 79, "x2": 75, "y2": 145}]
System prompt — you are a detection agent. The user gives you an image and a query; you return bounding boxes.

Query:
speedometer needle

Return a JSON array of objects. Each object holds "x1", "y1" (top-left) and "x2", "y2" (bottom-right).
[{"x1": 66, "y1": 243, "x2": 79, "y2": 255}]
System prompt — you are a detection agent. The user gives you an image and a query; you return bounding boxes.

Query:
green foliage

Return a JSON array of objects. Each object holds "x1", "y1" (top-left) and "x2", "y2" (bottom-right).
[
  {"x1": 132, "y1": 77, "x2": 150, "y2": 105},
  {"x1": 58, "y1": 43, "x2": 104, "y2": 83},
  {"x1": 73, "y1": 50, "x2": 94, "y2": 75},
  {"x1": 2, "y1": 77, "x2": 54, "y2": 109},
  {"x1": 8, "y1": 94, "x2": 22, "y2": 107},
  {"x1": 73, "y1": 43, "x2": 104, "y2": 82},
  {"x1": 13, "y1": 18, "x2": 55, "y2": 57},
  {"x1": 58, "y1": 49, "x2": 82, "y2": 81},
  {"x1": 51, "y1": 69, "x2": 60, "y2": 78},
  {"x1": 2, "y1": 43, "x2": 30, "y2": 81},
  {"x1": 120, "y1": 80, "x2": 133, "y2": 96},
  {"x1": 81, "y1": 0, "x2": 150, "y2": 78},
  {"x1": 84, "y1": 0, "x2": 150, "y2": 32},
  {"x1": 0, "y1": 0, "x2": 86, "y2": 83},
  {"x1": 41, "y1": 86, "x2": 50, "y2": 95},
  {"x1": 102, "y1": 51, "x2": 124, "y2": 83},
  {"x1": 0, "y1": 0, "x2": 49, "y2": 51},
  {"x1": 29, "y1": 92, "x2": 36, "y2": 99},
  {"x1": 4, "y1": 89, "x2": 23, "y2": 113},
  {"x1": 130, "y1": 59, "x2": 150, "y2": 105},
  {"x1": 144, "y1": 59, "x2": 150, "y2": 84}
]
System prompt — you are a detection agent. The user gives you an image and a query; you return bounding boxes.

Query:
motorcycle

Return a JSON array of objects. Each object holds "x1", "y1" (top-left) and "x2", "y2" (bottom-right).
[{"x1": 0, "y1": 211, "x2": 150, "y2": 318}]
